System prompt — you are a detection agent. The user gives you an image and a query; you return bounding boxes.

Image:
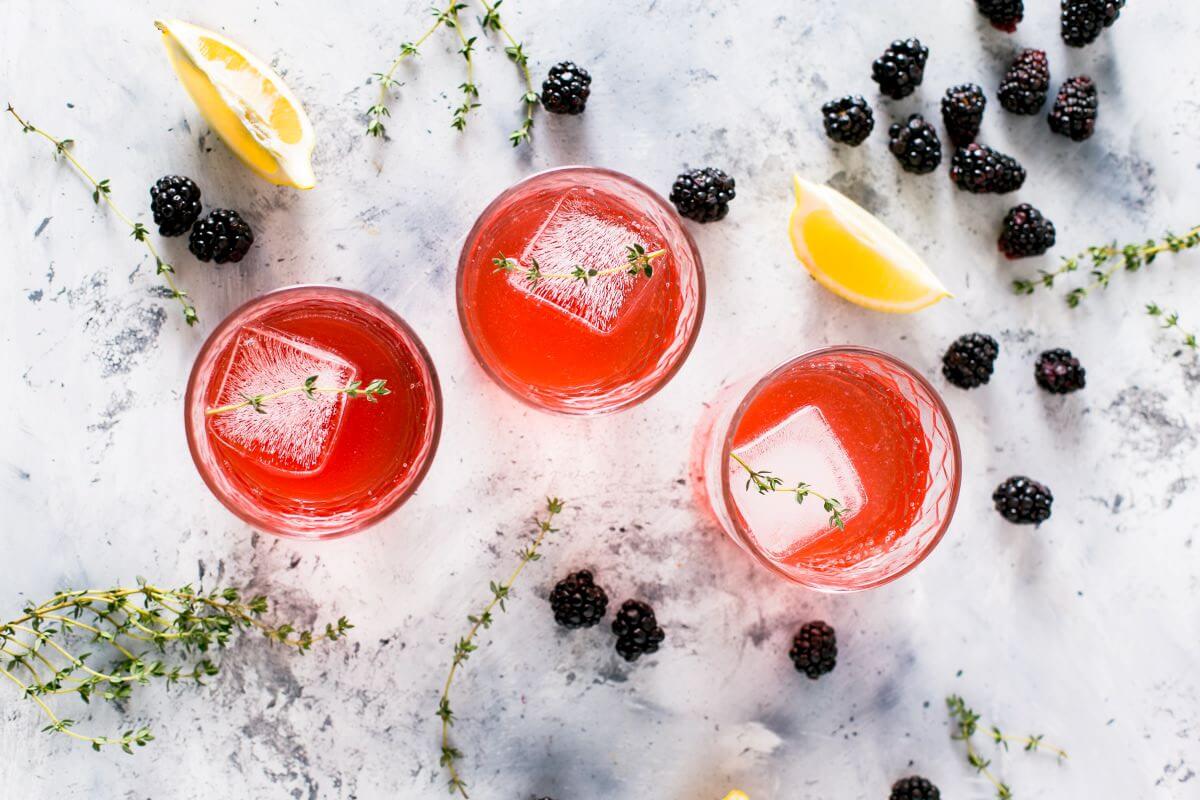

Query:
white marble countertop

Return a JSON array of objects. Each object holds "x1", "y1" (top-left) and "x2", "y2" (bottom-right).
[{"x1": 2, "y1": 1, "x2": 1198, "y2": 798}]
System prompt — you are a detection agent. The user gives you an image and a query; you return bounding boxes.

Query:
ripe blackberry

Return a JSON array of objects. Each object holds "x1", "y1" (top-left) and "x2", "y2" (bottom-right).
[
  {"x1": 890, "y1": 775, "x2": 941, "y2": 800},
  {"x1": 1048, "y1": 76, "x2": 1098, "y2": 141},
  {"x1": 998, "y1": 49, "x2": 1050, "y2": 115},
  {"x1": 941, "y1": 83, "x2": 986, "y2": 146},
  {"x1": 975, "y1": 0, "x2": 1023, "y2": 32},
  {"x1": 942, "y1": 333, "x2": 999, "y2": 389},
  {"x1": 949, "y1": 144, "x2": 1026, "y2": 194},
  {"x1": 669, "y1": 167, "x2": 736, "y2": 223},
  {"x1": 789, "y1": 620, "x2": 837, "y2": 680},
  {"x1": 992, "y1": 476, "x2": 1053, "y2": 525},
  {"x1": 999, "y1": 204, "x2": 1056, "y2": 258},
  {"x1": 1035, "y1": 348, "x2": 1086, "y2": 393},
  {"x1": 821, "y1": 95, "x2": 875, "y2": 146},
  {"x1": 541, "y1": 61, "x2": 591, "y2": 115},
  {"x1": 188, "y1": 209, "x2": 254, "y2": 264},
  {"x1": 888, "y1": 114, "x2": 942, "y2": 175},
  {"x1": 149, "y1": 175, "x2": 202, "y2": 237},
  {"x1": 1061, "y1": 0, "x2": 1125, "y2": 47},
  {"x1": 611, "y1": 600, "x2": 665, "y2": 662},
  {"x1": 548, "y1": 570, "x2": 608, "y2": 629},
  {"x1": 871, "y1": 39, "x2": 929, "y2": 100}
]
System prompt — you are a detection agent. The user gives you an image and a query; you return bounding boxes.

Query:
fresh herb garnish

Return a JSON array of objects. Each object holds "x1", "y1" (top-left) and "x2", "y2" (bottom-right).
[
  {"x1": 730, "y1": 452, "x2": 847, "y2": 530},
  {"x1": 7, "y1": 104, "x2": 199, "y2": 326},
  {"x1": 492, "y1": 243, "x2": 665, "y2": 287},
  {"x1": 947, "y1": 694, "x2": 1067, "y2": 799},
  {"x1": 0, "y1": 580, "x2": 350, "y2": 752},
  {"x1": 205, "y1": 376, "x2": 391, "y2": 417},
  {"x1": 1146, "y1": 302, "x2": 1198, "y2": 352}
]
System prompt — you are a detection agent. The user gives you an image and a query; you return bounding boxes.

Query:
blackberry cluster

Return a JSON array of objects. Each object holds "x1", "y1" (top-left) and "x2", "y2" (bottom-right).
[
  {"x1": 611, "y1": 600, "x2": 665, "y2": 662},
  {"x1": 942, "y1": 333, "x2": 999, "y2": 390},
  {"x1": 1035, "y1": 348, "x2": 1086, "y2": 394},
  {"x1": 541, "y1": 61, "x2": 591, "y2": 115},
  {"x1": 188, "y1": 209, "x2": 255, "y2": 264},
  {"x1": 821, "y1": 95, "x2": 875, "y2": 146},
  {"x1": 548, "y1": 570, "x2": 608, "y2": 629},
  {"x1": 993, "y1": 476, "x2": 1053, "y2": 525},
  {"x1": 999, "y1": 204, "x2": 1056, "y2": 258},
  {"x1": 1061, "y1": 0, "x2": 1126, "y2": 47},
  {"x1": 149, "y1": 175, "x2": 202, "y2": 237},
  {"x1": 789, "y1": 621, "x2": 837, "y2": 680},
  {"x1": 888, "y1": 114, "x2": 942, "y2": 175},
  {"x1": 871, "y1": 38, "x2": 929, "y2": 99},
  {"x1": 1048, "y1": 76, "x2": 1098, "y2": 141},
  {"x1": 669, "y1": 167, "x2": 736, "y2": 223},
  {"x1": 975, "y1": 0, "x2": 1023, "y2": 32},
  {"x1": 890, "y1": 776, "x2": 941, "y2": 800},
  {"x1": 940, "y1": 83, "x2": 986, "y2": 146},
  {"x1": 998, "y1": 49, "x2": 1050, "y2": 115},
  {"x1": 949, "y1": 144, "x2": 1026, "y2": 194}
]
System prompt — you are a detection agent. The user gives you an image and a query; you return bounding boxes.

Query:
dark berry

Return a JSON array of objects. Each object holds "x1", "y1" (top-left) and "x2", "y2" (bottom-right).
[
  {"x1": 541, "y1": 61, "x2": 591, "y2": 115},
  {"x1": 548, "y1": 570, "x2": 608, "y2": 629},
  {"x1": 871, "y1": 39, "x2": 929, "y2": 100},
  {"x1": 611, "y1": 600, "x2": 665, "y2": 662},
  {"x1": 975, "y1": 0, "x2": 1024, "y2": 32},
  {"x1": 1062, "y1": 0, "x2": 1125, "y2": 47},
  {"x1": 888, "y1": 114, "x2": 942, "y2": 175},
  {"x1": 669, "y1": 167, "x2": 736, "y2": 223},
  {"x1": 1048, "y1": 76, "x2": 1098, "y2": 141},
  {"x1": 149, "y1": 175, "x2": 202, "y2": 237},
  {"x1": 949, "y1": 144, "x2": 1026, "y2": 194},
  {"x1": 890, "y1": 775, "x2": 942, "y2": 800},
  {"x1": 942, "y1": 333, "x2": 999, "y2": 389},
  {"x1": 940, "y1": 83, "x2": 986, "y2": 146},
  {"x1": 1035, "y1": 348, "x2": 1086, "y2": 394},
  {"x1": 789, "y1": 621, "x2": 837, "y2": 680},
  {"x1": 998, "y1": 49, "x2": 1050, "y2": 115},
  {"x1": 993, "y1": 476, "x2": 1053, "y2": 525},
  {"x1": 999, "y1": 204, "x2": 1056, "y2": 258},
  {"x1": 821, "y1": 95, "x2": 875, "y2": 146},
  {"x1": 188, "y1": 209, "x2": 254, "y2": 264}
]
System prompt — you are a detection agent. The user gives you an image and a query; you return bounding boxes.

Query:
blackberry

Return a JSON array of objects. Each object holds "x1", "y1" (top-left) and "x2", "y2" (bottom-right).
[
  {"x1": 1061, "y1": 0, "x2": 1125, "y2": 47},
  {"x1": 998, "y1": 49, "x2": 1050, "y2": 115},
  {"x1": 999, "y1": 204, "x2": 1056, "y2": 258},
  {"x1": 611, "y1": 600, "x2": 665, "y2": 662},
  {"x1": 888, "y1": 114, "x2": 942, "y2": 175},
  {"x1": 1035, "y1": 348, "x2": 1086, "y2": 394},
  {"x1": 548, "y1": 570, "x2": 608, "y2": 629},
  {"x1": 975, "y1": 0, "x2": 1023, "y2": 32},
  {"x1": 949, "y1": 143, "x2": 1026, "y2": 194},
  {"x1": 821, "y1": 95, "x2": 875, "y2": 146},
  {"x1": 1048, "y1": 76, "x2": 1098, "y2": 141},
  {"x1": 871, "y1": 38, "x2": 929, "y2": 100},
  {"x1": 789, "y1": 620, "x2": 837, "y2": 680},
  {"x1": 942, "y1": 333, "x2": 999, "y2": 389},
  {"x1": 669, "y1": 167, "x2": 736, "y2": 223},
  {"x1": 992, "y1": 476, "x2": 1053, "y2": 525},
  {"x1": 890, "y1": 775, "x2": 942, "y2": 800},
  {"x1": 940, "y1": 83, "x2": 986, "y2": 146},
  {"x1": 149, "y1": 175, "x2": 202, "y2": 237},
  {"x1": 541, "y1": 61, "x2": 591, "y2": 115},
  {"x1": 188, "y1": 209, "x2": 254, "y2": 264}
]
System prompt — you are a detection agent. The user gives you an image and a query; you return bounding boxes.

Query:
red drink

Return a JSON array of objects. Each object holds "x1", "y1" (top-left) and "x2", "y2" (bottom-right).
[
  {"x1": 185, "y1": 286, "x2": 441, "y2": 538},
  {"x1": 692, "y1": 347, "x2": 960, "y2": 591},
  {"x1": 457, "y1": 167, "x2": 704, "y2": 414}
]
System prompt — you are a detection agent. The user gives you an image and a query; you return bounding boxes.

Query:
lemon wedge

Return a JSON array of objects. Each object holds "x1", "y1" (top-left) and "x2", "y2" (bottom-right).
[
  {"x1": 155, "y1": 19, "x2": 316, "y2": 189},
  {"x1": 721, "y1": 792, "x2": 749, "y2": 800},
  {"x1": 788, "y1": 174, "x2": 949, "y2": 313}
]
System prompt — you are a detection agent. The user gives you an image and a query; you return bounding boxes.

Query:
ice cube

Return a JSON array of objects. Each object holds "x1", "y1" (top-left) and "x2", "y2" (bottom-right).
[
  {"x1": 208, "y1": 326, "x2": 357, "y2": 474},
  {"x1": 729, "y1": 406, "x2": 866, "y2": 559},
  {"x1": 510, "y1": 190, "x2": 660, "y2": 334}
]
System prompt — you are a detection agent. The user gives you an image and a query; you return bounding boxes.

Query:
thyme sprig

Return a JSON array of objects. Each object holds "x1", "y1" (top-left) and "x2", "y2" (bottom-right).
[
  {"x1": 205, "y1": 375, "x2": 391, "y2": 417},
  {"x1": 947, "y1": 694, "x2": 1067, "y2": 799},
  {"x1": 1012, "y1": 224, "x2": 1200, "y2": 308},
  {"x1": 730, "y1": 452, "x2": 846, "y2": 530},
  {"x1": 438, "y1": 497, "x2": 564, "y2": 797},
  {"x1": 1146, "y1": 302, "x2": 1198, "y2": 351},
  {"x1": 492, "y1": 243, "x2": 665, "y2": 287},
  {"x1": 0, "y1": 580, "x2": 351, "y2": 752},
  {"x1": 7, "y1": 104, "x2": 199, "y2": 326}
]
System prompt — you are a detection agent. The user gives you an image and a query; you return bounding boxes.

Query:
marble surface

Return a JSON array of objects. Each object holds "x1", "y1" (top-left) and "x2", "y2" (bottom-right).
[{"x1": 2, "y1": 1, "x2": 1199, "y2": 797}]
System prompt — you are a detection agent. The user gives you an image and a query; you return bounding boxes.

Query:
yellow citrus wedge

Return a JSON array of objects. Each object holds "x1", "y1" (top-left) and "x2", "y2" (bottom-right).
[
  {"x1": 721, "y1": 792, "x2": 749, "y2": 800},
  {"x1": 788, "y1": 174, "x2": 950, "y2": 313},
  {"x1": 155, "y1": 19, "x2": 316, "y2": 189}
]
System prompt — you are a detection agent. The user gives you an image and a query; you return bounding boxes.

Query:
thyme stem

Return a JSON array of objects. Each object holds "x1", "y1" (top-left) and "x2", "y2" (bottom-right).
[
  {"x1": 1146, "y1": 302, "x2": 1198, "y2": 351},
  {"x1": 204, "y1": 376, "x2": 391, "y2": 416},
  {"x1": 492, "y1": 243, "x2": 664, "y2": 286},
  {"x1": 729, "y1": 452, "x2": 847, "y2": 531},
  {"x1": 366, "y1": 5, "x2": 454, "y2": 137},
  {"x1": 947, "y1": 694, "x2": 1067, "y2": 800}
]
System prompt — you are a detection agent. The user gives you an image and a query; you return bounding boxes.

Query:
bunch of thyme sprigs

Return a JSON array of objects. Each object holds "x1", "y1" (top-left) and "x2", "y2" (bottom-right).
[
  {"x1": 493, "y1": 243, "x2": 664, "y2": 287},
  {"x1": 7, "y1": 104, "x2": 199, "y2": 326},
  {"x1": 947, "y1": 694, "x2": 1067, "y2": 799},
  {"x1": 205, "y1": 375, "x2": 391, "y2": 417},
  {"x1": 438, "y1": 497, "x2": 564, "y2": 797},
  {"x1": 0, "y1": 580, "x2": 351, "y2": 752},
  {"x1": 731, "y1": 453, "x2": 847, "y2": 530},
  {"x1": 366, "y1": 0, "x2": 538, "y2": 146}
]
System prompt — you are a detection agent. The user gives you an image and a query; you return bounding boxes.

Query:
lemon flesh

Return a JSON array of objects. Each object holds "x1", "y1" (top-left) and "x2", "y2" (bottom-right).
[{"x1": 721, "y1": 792, "x2": 750, "y2": 800}]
